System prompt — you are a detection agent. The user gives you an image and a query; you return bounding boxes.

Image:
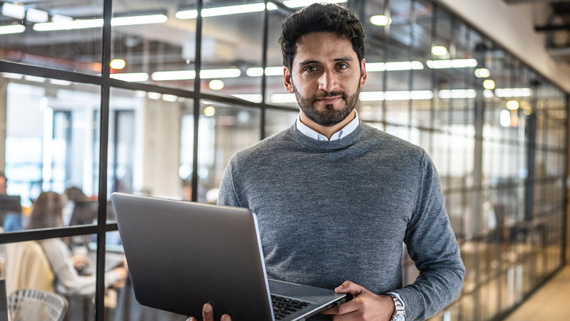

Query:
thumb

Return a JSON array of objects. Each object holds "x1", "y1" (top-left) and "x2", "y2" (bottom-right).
[{"x1": 334, "y1": 281, "x2": 365, "y2": 296}]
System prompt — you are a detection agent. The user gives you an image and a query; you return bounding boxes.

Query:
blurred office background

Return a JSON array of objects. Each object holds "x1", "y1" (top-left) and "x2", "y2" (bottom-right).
[{"x1": 0, "y1": 0, "x2": 569, "y2": 320}]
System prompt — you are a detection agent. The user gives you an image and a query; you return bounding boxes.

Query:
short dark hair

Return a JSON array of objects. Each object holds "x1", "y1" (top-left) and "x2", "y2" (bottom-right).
[{"x1": 279, "y1": 3, "x2": 365, "y2": 71}]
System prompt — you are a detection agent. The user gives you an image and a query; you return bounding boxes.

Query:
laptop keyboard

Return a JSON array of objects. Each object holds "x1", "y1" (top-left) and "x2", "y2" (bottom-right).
[{"x1": 271, "y1": 295, "x2": 310, "y2": 320}]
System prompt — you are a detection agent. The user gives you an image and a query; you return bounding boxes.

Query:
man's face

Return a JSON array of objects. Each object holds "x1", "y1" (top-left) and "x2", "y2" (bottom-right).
[
  {"x1": 284, "y1": 31, "x2": 367, "y2": 126},
  {"x1": 0, "y1": 177, "x2": 6, "y2": 195}
]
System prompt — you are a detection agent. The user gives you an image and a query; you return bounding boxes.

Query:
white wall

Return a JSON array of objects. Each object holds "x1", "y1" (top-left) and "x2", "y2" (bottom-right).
[{"x1": 437, "y1": 0, "x2": 570, "y2": 93}]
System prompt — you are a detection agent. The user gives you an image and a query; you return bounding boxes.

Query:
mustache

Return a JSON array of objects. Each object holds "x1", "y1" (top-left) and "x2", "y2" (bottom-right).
[{"x1": 312, "y1": 91, "x2": 347, "y2": 102}]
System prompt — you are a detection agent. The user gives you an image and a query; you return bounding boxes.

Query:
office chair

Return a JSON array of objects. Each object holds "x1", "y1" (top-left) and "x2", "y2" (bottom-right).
[{"x1": 8, "y1": 288, "x2": 68, "y2": 321}]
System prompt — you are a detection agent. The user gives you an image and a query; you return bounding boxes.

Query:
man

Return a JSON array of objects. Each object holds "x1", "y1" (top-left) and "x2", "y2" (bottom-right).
[
  {"x1": 0, "y1": 172, "x2": 7, "y2": 195},
  {"x1": 189, "y1": 3, "x2": 465, "y2": 321}
]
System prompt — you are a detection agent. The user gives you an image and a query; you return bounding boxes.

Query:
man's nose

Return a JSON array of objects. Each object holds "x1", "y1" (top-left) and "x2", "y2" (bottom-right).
[{"x1": 317, "y1": 70, "x2": 338, "y2": 92}]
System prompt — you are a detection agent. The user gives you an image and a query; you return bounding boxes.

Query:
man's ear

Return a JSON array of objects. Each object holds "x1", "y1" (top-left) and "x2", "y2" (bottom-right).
[
  {"x1": 360, "y1": 59, "x2": 367, "y2": 87},
  {"x1": 283, "y1": 66, "x2": 294, "y2": 93}
]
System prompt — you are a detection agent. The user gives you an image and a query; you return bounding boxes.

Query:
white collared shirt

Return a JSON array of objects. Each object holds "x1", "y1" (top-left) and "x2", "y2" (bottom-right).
[{"x1": 296, "y1": 111, "x2": 360, "y2": 141}]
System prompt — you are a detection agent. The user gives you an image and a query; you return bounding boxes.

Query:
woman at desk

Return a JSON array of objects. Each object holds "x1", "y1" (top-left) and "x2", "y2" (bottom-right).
[{"x1": 26, "y1": 191, "x2": 127, "y2": 295}]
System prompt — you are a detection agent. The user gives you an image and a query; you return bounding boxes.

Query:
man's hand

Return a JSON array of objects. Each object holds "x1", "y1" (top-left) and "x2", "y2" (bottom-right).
[
  {"x1": 321, "y1": 281, "x2": 395, "y2": 321},
  {"x1": 186, "y1": 303, "x2": 231, "y2": 321}
]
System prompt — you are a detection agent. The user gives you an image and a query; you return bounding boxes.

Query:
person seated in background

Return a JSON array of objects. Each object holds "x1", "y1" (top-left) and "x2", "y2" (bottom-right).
[
  {"x1": 62, "y1": 186, "x2": 88, "y2": 226},
  {"x1": 26, "y1": 191, "x2": 127, "y2": 296}
]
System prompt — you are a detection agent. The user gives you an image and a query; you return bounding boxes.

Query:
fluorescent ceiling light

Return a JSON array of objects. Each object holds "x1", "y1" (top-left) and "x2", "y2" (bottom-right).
[
  {"x1": 484, "y1": 89, "x2": 494, "y2": 98},
  {"x1": 162, "y1": 94, "x2": 178, "y2": 102},
  {"x1": 495, "y1": 88, "x2": 532, "y2": 97},
  {"x1": 176, "y1": 3, "x2": 277, "y2": 19},
  {"x1": 246, "y1": 66, "x2": 283, "y2": 77},
  {"x1": 359, "y1": 90, "x2": 433, "y2": 101},
  {"x1": 2, "y1": 3, "x2": 25, "y2": 19},
  {"x1": 110, "y1": 73, "x2": 149, "y2": 82},
  {"x1": 366, "y1": 61, "x2": 424, "y2": 72},
  {"x1": 270, "y1": 93, "x2": 297, "y2": 104},
  {"x1": 34, "y1": 14, "x2": 167, "y2": 31},
  {"x1": 0, "y1": 24, "x2": 25, "y2": 35},
  {"x1": 431, "y1": 46, "x2": 448, "y2": 56},
  {"x1": 34, "y1": 19, "x2": 103, "y2": 31},
  {"x1": 24, "y1": 75, "x2": 46, "y2": 83},
  {"x1": 2, "y1": 72, "x2": 23, "y2": 80},
  {"x1": 284, "y1": 0, "x2": 347, "y2": 8},
  {"x1": 426, "y1": 59, "x2": 477, "y2": 69},
  {"x1": 112, "y1": 14, "x2": 167, "y2": 26},
  {"x1": 152, "y1": 70, "x2": 196, "y2": 81},
  {"x1": 52, "y1": 14, "x2": 72, "y2": 22},
  {"x1": 147, "y1": 92, "x2": 161, "y2": 100},
  {"x1": 370, "y1": 15, "x2": 391, "y2": 26},
  {"x1": 474, "y1": 68, "x2": 490, "y2": 78},
  {"x1": 483, "y1": 79, "x2": 495, "y2": 90},
  {"x1": 27, "y1": 8, "x2": 49, "y2": 23},
  {"x1": 201, "y1": 68, "x2": 241, "y2": 79},
  {"x1": 438, "y1": 89, "x2": 477, "y2": 99},
  {"x1": 50, "y1": 79, "x2": 72, "y2": 86},
  {"x1": 500, "y1": 109, "x2": 511, "y2": 127},
  {"x1": 232, "y1": 94, "x2": 263, "y2": 103},
  {"x1": 209, "y1": 79, "x2": 225, "y2": 90}
]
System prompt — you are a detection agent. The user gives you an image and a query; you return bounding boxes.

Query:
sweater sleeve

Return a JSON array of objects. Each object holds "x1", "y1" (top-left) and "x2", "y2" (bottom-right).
[
  {"x1": 217, "y1": 156, "x2": 243, "y2": 207},
  {"x1": 41, "y1": 239, "x2": 120, "y2": 296},
  {"x1": 393, "y1": 153, "x2": 465, "y2": 321}
]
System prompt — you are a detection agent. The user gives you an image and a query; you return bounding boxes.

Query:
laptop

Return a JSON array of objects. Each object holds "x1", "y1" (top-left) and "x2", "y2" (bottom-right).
[{"x1": 111, "y1": 193, "x2": 350, "y2": 321}]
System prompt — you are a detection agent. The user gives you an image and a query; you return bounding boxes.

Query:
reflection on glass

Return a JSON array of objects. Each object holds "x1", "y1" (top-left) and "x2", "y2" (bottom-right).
[
  {"x1": 0, "y1": 73, "x2": 100, "y2": 230},
  {"x1": 0, "y1": 2, "x2": 102, "y2": 73},
  {"x1": 265, "y1": 109, "x2": 298, "y2": 137},
  {"x1": 196, "y1": 102, "x2": 261, "y2": 204}
]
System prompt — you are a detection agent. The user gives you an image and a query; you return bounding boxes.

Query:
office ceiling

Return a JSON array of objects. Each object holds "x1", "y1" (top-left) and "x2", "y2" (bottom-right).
[{"x1": 504, "y1": 0, "x2": 570, "y2": 65}]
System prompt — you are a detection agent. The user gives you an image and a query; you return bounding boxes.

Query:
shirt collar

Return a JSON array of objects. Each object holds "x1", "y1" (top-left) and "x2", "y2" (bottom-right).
[{"x1": 296, "y1": 110, "x2": 360, "y2": 141}]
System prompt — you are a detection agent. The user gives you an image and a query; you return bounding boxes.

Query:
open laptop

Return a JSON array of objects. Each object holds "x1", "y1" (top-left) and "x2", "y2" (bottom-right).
[{"x1": 111, "y1": 193, "x2": 349, "y2": 321}]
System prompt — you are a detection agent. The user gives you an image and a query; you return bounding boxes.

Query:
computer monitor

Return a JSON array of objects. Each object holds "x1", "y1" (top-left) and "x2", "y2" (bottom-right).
[
  {"x1": 0, "y1": 195, "x2": 22, "y2": 231},
  {"x1": 69, "y1": 200, "x2": 98, "y2": 226}
]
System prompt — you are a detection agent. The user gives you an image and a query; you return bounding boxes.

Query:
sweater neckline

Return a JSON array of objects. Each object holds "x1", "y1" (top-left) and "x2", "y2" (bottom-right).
[{"x1": 289, "y1": 121, "x2": 365, "y2": 151}]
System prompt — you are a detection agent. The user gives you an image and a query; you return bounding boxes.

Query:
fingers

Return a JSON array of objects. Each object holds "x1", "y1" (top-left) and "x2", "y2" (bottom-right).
[
  {"x1": 202, "y1": 303, "x2": 214, "y2": 321},
  {"x1": 321, "y1": 297, "x2": 360, "y2": 315},
  {"x1": 335, "y1": 280, "x2": 365, "y2": 296}
]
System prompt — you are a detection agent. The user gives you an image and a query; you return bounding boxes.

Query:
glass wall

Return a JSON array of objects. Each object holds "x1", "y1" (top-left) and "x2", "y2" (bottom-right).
[{"x1": 0, "y1": 0, "x2": 567, "y2": 320}]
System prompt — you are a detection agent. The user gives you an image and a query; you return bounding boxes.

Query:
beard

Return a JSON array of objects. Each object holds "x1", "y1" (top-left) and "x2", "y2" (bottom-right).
[{"x1": 293, "y1": 84, "x2": 360, "y2": 127}]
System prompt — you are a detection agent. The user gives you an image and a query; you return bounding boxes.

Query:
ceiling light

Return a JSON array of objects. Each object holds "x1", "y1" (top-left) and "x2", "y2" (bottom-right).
[
  {"x1": 26, "y1": 8, "x2": 48, "y2": 23},
  {"x1": 34, "y1": 14, "x2": 167, "y2": 31},
  {"x1": 426, "y1": 59, "x2": 477, "y2": 69},
  {"x1": 51, "y1": 14, "x2": 72, "y2": 22},
  {"x1": 484, "y1": 89, "x2": 494, "y2": 98},
  {"x1": 231, "y1": 94, "x2": 263, "y2": 103},
  {"x1": 176, "y1": 3, "x2": 278, "y2": 20},
  {"x1": 152, "y1": 70, "x2": 196, "y2": 81},
  {"x1": 162, "y1": 94, "x2": 178, "y2": 102},
  {"x1": 483, "y1": 79, "x2": 495, "y2": 90},
  {"x1": 209, "y1": 79, "x2": 225, "y2": 90},
  {"x1": 474, "y1": 68, "x2": 490, "y2": 78},
  {"x1": 270, "y1": 94, "x2": 297, "y2": 104},
  {"x1": 495, "y1": 88, "x2": 532, "y2": 97},
  {"x1": 370, "y1": 15, "x2": 391, "y2": 26},
  {"x1": 438, "y1": 89, "x2": 477, "y2": 99},
  {"x1": 203, "y1": 106, "x2": 216, "y2": 117},
  {"x1": 201, "y1": 68, "x2": 241, "y2": 79},
  {"x1": 0, "y1": 24, "x2": 25, "y2": 35},
  {"x1": 24, "y1": 75, "x2": 46, "y2": 83},
  {"x1": 110, "y1": 73, "x2": 149, "y2": 82},
  {"x1": 112, "y1": 14, "x2": 167, "y2": 26},
  {"x1": 283, "y1": 0, "x2": 347, "y2": 8},
  {"x1": 358, "y1": 90, "x2": 433, "y2": 101},
  {"x1": 431, "y1": 46, "x2": 448, "y2": 56},
  {"x1": 506, "y1": 100, "x2": 520, "y2": 110},
  {"x1": 50, "y1": 79, "x2": 72, "y2": 86},
  {"x1": 246, "y1": 66, "x2": 284, "y2": 77},
  {"x1": 366, "y1": 61, "x2": 424, "y2": 72},
  {"x1": 110, "y1": 59, "x2": 126, "y2": 70},
  {"x1": 147, "y1": 92, "x2": 161, "y2": 100},
  {"x1": 2, "y1": 72, "x2": 23, "y2": 80},
  {"x1": 500, "y1": 110, "x2": 511, "y2": 127},
  {"x1": 2, "y1": 3, "x2": 25, "y2": 19}
]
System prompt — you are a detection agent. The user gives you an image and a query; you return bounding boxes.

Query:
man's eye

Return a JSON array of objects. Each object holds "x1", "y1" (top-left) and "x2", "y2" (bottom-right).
[
  {"x1": 337, "y1": 63, "x2": 349, "y2": 69},
  {"x1": 304, "y1": 66, "x2": 318, "y2": 72}
]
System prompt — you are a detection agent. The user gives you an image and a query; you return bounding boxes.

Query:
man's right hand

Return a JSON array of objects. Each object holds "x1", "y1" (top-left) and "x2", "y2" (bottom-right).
[{"x1": 186, "y1": 303, "x2": 231, "y2": 321}]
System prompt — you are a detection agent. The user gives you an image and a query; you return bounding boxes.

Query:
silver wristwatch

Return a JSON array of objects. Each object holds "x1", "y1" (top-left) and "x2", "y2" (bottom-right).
[{"x1": 387, "y1": 292, "x2": 406, "y2": 321}]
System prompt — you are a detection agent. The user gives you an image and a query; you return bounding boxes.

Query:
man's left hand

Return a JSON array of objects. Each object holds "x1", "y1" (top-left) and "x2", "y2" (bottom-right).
[{"x1": 321, "y1": 281, "x2": 395, "y2": 321}]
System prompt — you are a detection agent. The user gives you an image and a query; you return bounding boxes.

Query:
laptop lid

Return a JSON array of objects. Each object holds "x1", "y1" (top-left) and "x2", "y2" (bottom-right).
[{"x1": 111, "y1": 193, "x2": 348, "y2": 321}]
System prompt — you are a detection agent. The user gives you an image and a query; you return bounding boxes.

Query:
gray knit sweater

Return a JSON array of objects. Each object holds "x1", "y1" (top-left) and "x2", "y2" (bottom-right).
[{"x1": 218, "y1": 122, "x2": 465, "y2": 321}]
